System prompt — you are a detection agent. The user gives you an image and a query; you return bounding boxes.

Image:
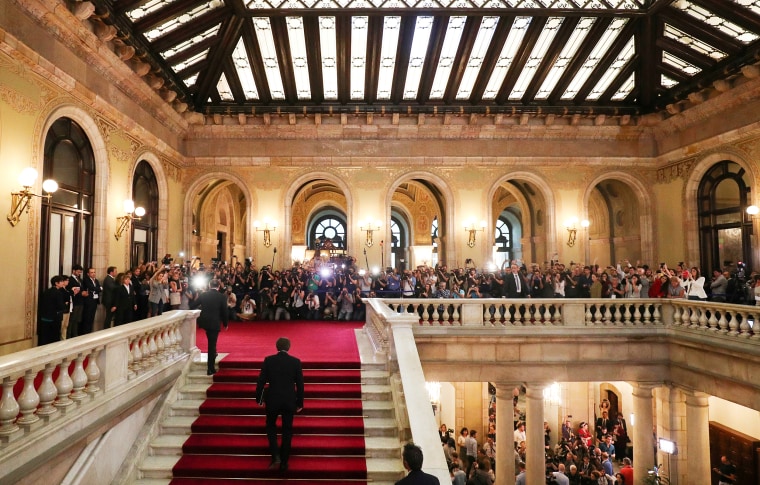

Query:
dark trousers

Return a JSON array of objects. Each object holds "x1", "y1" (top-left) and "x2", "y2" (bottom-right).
[
  {"x1": 38, "y1": 318, "x2": 61, "y2": 346},
  {"x1": 266, "y1": 407, "x2": 295, "y2": 464},
  {"x1": 205, "y1": 329, "x2": 219, "y2": 374},
  {"x1": 80, "y1": 303, "x2": 97, "y2": 335},
  {"x1": 103, "y1": 305, "x2": 115, "y2": 328},
  {"x1": 68, "y1": 305, "x2": 83, "y2": 338}
]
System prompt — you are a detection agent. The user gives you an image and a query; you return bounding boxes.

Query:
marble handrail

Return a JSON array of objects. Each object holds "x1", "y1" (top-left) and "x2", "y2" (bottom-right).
[{"x1": 0, "y1": 310, "x2": 199, "y2": 445}]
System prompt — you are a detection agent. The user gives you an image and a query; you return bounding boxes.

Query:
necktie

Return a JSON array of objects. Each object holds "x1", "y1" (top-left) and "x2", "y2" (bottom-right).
[{"x1": 515, "y1": 274, "x2": 521, "y2": 293}]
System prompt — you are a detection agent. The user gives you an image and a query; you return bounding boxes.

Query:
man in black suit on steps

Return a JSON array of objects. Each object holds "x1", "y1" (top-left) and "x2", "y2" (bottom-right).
[
  {"x1": 191, "y1": 279, "x2": 229, "y2": 375},
  {"x1": 395, "y1": 443, "x2": 440, "y2": 485},
  {"x1": 256, "y1": 337, "x2": 304, "y2": 472}
]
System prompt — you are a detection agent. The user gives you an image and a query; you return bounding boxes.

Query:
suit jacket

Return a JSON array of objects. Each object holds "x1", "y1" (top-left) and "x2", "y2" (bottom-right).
[
  {"x1": 81, "y1": 276, "x2": 102, "y2": 308},
  {"x1": 256, "y1": 351, "x2": 304, "y2": 413},
  {"x1": 395, "y1": 469, "x2": 440, "y2": 485},
  {"x1": 67, "y1": 275, "x2": 84, "y2": 307},
  {"x1": 102, "y1": 274, "x2": 118, "y2": 307},
  {"x1": 191, "y1": 289, "x2": 229, "y2": 331},
  {"x1": 113, "y1": 284, "x2": 136, "y2": 324},
  {"x1": 503, "y1": 271, "x2": 529, "y2": 298}
]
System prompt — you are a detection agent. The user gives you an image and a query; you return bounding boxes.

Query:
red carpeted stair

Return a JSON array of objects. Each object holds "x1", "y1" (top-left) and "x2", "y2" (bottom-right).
[{"x1": 171, "y1": 321, "x2": 368, "y2": 483}]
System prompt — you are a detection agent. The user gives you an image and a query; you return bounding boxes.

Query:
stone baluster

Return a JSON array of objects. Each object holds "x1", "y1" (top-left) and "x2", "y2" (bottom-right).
[
  {"x1": 154, "y1": 328, "x2": 165, "y2": 361},
  {"x1": 729, "y1": 310, "x2": 741, "y2": 336},
  {"x1": 623, "y1": 304, "x2": 632, "y2": 325},
  {"x1": 603, "y1": 304, "x2": 612, "y2": 324},
  {"x1": 554, "y1": 304, "x2": 563, "y2": 325},
  {"x1": 698, "y1": 308, "x2": 708, "y2": 330},
  {"x1": 451, "y1": 303, "x2": 460, "y2": 324},
  {"x1": 541, "y1": 305, "x2": 551, "y2": 325},
  {"x1": 162, "y1": 327, "x2": 173, "y2": 359},
  {"x1": 174, "y1": 322, "x2": 183, "y2": 354},
  {"x1": 689, "y1": 306, "x2": 699, "y2": 328},
  {"x1": 716, "y1": 311, "x2": 727, "y2": 333},
  {"x1": 681, "y1": 304, "x2": 691, "y2": 326},
  {"x1": 37, "y1": 363, "x2": 59, "y2": 419},
  {"x1": 672, "y1": 304, "x2": 682, "y2": 326},
  {"x1": 140, "y1": 335, "x2": 151, "y2": 370},
  {"x1": 422, "y1": 304, "x2": 431, "y2": 325},
  {"x1": 17, "y1": 369, "x2": 40, "y2": 427},
  {"x1": 54, "y1": 359, "x2": 74, "y2": 410},
  {"x1": 0, "y1": 376, "x2": 20, "y2": 437},
  {"x1": 585, "y1": 305, "x2": 593, "y2": 325},
  {"x1": 167, "y1": 325, "x2": 178, "y2": 357},
  {"x1": 70, "y1": 353, "x2": 88, "y2": 402},
  {"x1": 707, "y1": 311, "x2": 717, "y2": 331},
  {"x1": 482, "y1": 304, "x2": 489, "y2": 324},
  {"x1": 131, "y1": 336, "x2": 144, "y2": 374},
  {"x1": 633, "y1": 304, "x2": 642, "y2": 324},
  {"x1": 739, "y1": 311, "x2": 752, "y2": 337},
  {"x1": 652, "y1": 303, "x2": 661, "y2": 325},
  {"x1": 147, "y1": 332, "x2": 159, "y2": 365},
  {"x1": 85, "y1": 349, "x2": 101, "y2": 395}
]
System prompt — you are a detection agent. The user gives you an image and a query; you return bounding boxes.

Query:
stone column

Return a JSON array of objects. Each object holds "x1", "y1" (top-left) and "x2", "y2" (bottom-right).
[
  {"x1": 685, "y1": 390, "x2": 711, "y2": 485},
  {"x1": 632, "y1": 383, "x2": 657, "y2": 481},
  {"x1": 525, "y1": 384, "x2": 545, "y2": 485},
  {"x1": 495, "y1": 385, "x2": 516, "y2": 485}
]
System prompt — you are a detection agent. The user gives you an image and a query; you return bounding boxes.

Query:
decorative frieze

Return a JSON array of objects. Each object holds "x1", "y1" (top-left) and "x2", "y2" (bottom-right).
[{"x1": 656, "y1": 158, "x2": 696, "y2": 184}]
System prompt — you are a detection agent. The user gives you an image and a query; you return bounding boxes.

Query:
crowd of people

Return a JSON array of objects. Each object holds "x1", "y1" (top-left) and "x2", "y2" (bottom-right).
[{"x1": 38, "y1": 252, "x2": 759, "y2": 346}]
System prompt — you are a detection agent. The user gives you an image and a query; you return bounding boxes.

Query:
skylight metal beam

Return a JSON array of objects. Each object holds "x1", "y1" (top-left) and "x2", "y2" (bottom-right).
[
  {"x1": 163, "y1": 36, "x2": 216, "y2": 68},
  {"x1": 416, "y1": 16, "x2": 451, "y2": 103},
  {"x1": 335, "y1": 15, "x2": 352, "y2": 103},
  {"x1": 598, "y1": 53, "x2": 637, "y2": 103},
  {"x1": 574, "y1": 21, "x2": 637, "y2": 103},
  {"x1": 270, "y1": 16, "x2": 298, "y2": 103},
  {"x1": 660, "y1": 8, "x2": 741, "y2": 56},
  {"x1": 194, "y1": 17, "x2": 245, "y2": 111},
  {"x1": 659, "y1": 63, "x2": 690, "y2": 85},
  {"x1": 692, "y1": 0, "x2": 760, "y2": 35},
  {"x1": 240, "y1": 19, "x2": 272, "y2": 104},
  {"x1": 656, "y1": 36, "x2": 717, "y2": 71},
  {"x1": 495, "y1": 17, "x2": 547, "y2": 104},
  {"x1": 149, "y1": 9, "x2": 228, "y2": 53},
  {"x1": 468, "y1": 16, "x2": 515, "y2": 103},
  {"x1": 390, "y1": 16, "x2": 418, "y2": 104},
  {"x1": 302, "y1": 16, "x2": 325, "y2": 104},
  {"x1": 521, "y1": 17, "x2": 579, "y2": 103},
  {"x1": 364, "y1": 16, "x2": 385, "y2": 105},
  {"x1": 132, "y1": 0, "x2": 213, "y2": 33},
  {"x1": 222, "y1": 60, "x2": 247, "y2": 103},
  {"x1": 443, "y1": 16, "x2": 483, "y2": 103}
]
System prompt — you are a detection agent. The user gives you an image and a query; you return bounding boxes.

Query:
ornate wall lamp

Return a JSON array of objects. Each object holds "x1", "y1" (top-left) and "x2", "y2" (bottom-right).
[
  {"x1": 359, "y1": 219, "x2": 381, "y2": 247},
  {"x1": 7, "y1": 168, "x2": 58, "y2": 226},
  {"x1": 254, "y1": 219, "x2": 277, "y2": 247},
  {"x1": 115, "y1": 199, "x2": 145, "y2": 240},
  {"x1": 565, "y1": 217, "x2": 590, "y2": 247},
  {"x1": 464, "y1": 220, "x2": 486, "y2": 248},
  {"x1": 747, "y1": 205, "x2": 759, "y2": 217}
]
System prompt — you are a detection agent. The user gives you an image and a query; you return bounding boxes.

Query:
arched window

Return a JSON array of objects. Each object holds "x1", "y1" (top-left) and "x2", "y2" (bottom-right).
[
  {"x1": 39, "y1": 118, "x2": 95, "y2": 289},
  {"x1": 494, "y1": 217, "x2": 513, "y2": 268},
  {"x1": 131, "y1": 161, "x2": 159, "y2": 267},
  {"x1": 311, "y1": 215, "x2": 346, "y2": 250},
  {"x1": 698, "y1": 161, "x2": 753, "y2": 273}
]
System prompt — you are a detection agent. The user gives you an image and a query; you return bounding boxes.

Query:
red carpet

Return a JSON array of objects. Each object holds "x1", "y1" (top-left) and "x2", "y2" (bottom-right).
[{"x1": 172, "y1": 320, "x2": 367, "y2": 483}]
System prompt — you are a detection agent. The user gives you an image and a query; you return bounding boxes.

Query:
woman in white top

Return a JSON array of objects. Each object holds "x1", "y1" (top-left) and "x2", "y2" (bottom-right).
[{"x1": 685, "y1": 267, "x2": 708, "y2": 301}]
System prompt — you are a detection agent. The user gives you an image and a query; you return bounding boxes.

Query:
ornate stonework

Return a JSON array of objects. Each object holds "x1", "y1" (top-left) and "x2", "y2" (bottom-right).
[
  {"x1": 0, "y1": 84, "x2": 38, "y2": 113},
  {"x1": 160, "y1": 156, "x2": 182, "y2": 183},
  {"x1": 656, "y1": 158, "x2": 696, "y2": 184}
]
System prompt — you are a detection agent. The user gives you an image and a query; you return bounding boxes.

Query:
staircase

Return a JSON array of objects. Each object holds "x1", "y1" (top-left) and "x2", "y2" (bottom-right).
[{"x1": 133, "y1": 357, "x2": 404, "y2": 484}]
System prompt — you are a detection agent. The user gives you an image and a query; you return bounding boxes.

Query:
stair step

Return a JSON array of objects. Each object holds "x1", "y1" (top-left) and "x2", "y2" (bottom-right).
[
  {"x1": 150, "y1": 434, "x2": 187, "y2": 456},
  {"x1": 160, "y1": 416, "x2": 196, "y2": 436},
  {"x1": 170, "y1": 400, "x2": 202, "y2": 417},
  {"x1": 172, "y1": 455, "x2": 366, "y2": 480},
  {"x1": 199, "y1": 397, "x2": 364, "y2": 416},
  {"x1": 178, "y1": 383, "x2": 212, "y2": 400},
  {"x1": 206, "y1": 382, "x2": 362, "y2": 399},
  {"x1": 212, "y1": 368, "x2": 362, "y2": 383},
  {"x1": 140, "y1": 455, "x2": 180, "y2": 479},
  {"x1": 362, "y1": 384, "x2": 392, "y2": 401},
  {"x1": 219, "y1": 359, "x2": 360, "y2": 370},
  {"x1": 182, "y1": 434, "x2": 366, "y2": 455},
  {"x1": 363, "y1": 400, "x2": 395, "y2": 419},
  {"x1": 364, "y1": 418, "x2": 398, "y2": 437},
  {"x1": 361, "y1": 369, "x2": 390, "y2": 385},
  {"x1": 367, "y1": 457, "x2": 405, "y2": 482},
  {"x1": 170, "y1": 479, "x2": 370, "y2": 485},
  {"x1": 365, "y1": 437, "x2": 403, "y2": 459},
  {"x1": 192, "y1": 415, "x2": 366, "y2": 435}
]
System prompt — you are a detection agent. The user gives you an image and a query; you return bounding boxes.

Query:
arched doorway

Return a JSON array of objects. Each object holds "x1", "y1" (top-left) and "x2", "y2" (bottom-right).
[
  {"x1": 131, "y1": 160, "x2": 159, "y2": 267},
  {"x1": 390, "y1": 179, "x2": 447, "y2": 268},
  {"x1": 490, "y1": 180, "x2": 544, "y2": 266},
  {"x1": 39, "y1": 117, "x2": 95, "y2": 291},
  {"x1": 390, "y1": 213, "x2": 410, "y2": 271},
  {"x1": 189, "y1": 179, "x2": 248, "y2": 267},
  {"x1": 587, "y1": 179, "x2": 642, "y2": 265},
  {"x1": 698, "y1": 161, "x2": 753, "y2": 274}
]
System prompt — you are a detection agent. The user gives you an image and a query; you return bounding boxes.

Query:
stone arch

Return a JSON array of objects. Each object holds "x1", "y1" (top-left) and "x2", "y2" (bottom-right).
[
  {"x1": 683, "y1": 151, "x2": 758, "y2": 269},
  {"x1": 386, "y1": 171, "x2": 456, "y2": 267},
  {"x1": 183, "y1": 171, "x2": 254, "y2": 263},
  {"x1": 487, "y1": 171, "x2": 557, "y2": 264},
  {"x1": 283, "y1": 171, "x2": 355, "y2": 265},
  {"x1": 582, "y1": 171, "x2": 655, "y2": 265},
  {"x1": 130, "y1": 150, "x2": 169, "y2": 259}
]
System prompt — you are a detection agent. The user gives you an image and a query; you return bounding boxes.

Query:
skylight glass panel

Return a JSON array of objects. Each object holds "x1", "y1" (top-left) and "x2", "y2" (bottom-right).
[
  {"x1": 676, "y1": 0, "x2": 759, "y2": 43},
  {"x1": 245, "y1": 0, "x2": 644, "y2": 8},
  {"x1": 126, "y1": 0, "x2": 181, "y2": 21},
  {"x1": 403, "y1": 16, "x2": 435, "y2": 100},
  {"x1": 172, "y1": 50, "x2": 208, "y2": 73},
  {"x1": 535, "y1": 17, "x2": 595, "y2": 100},
  {"x1": 429, "y1": 17, "x2": 467, "y2": 100},
  {"x1": 232, "y1": 38, "x2": 259, "y2": 100},
  {"x1": 509, "y1": 17, "x2": 564, "y2": 100},
  {"x1": 143, "y1": 1, "x2": 224, "y2": 41},
  {"x1": 252, "y1": 17, "x2": 286, "y2": 100},
  {"x1": 662, "y1": 51, "x2": 701, "y2": 76},
  {"x1": 456, "y1": 16, "x2": 500, "y2": 100},
  {"x1": 286, "y1": 17, "x2": 312, "y2": 100},
  {"x1": 730, "y1": 0, "x2": 760, "y2": 17},
  {"x1": 161, "y1": 25, "x2": 220, "y2": 59},
  {"x1": 663, "y1": 24, "x2": 726, "y2": 60},
  {"x1": 184, "y1": 73, "x2": 199, "y2": 87},
  {"x1": 587, "y1": 36, "x2": 635, "y2": 100},
  {"x1": 217, "y1": 73, "x2": 234, "y2": 101},
  {"x1": 319, "y1": 17, "x2": 338, "y2": 100},
  {"x1": 376, "y1": 17, "x2": 402, "y2": 100},
  {"x1": 611, "y1": 72, "x2": 634, "y2": 101},
  {"x1": 562, "y1": 17, "x2": 628, "y2": 100},
  {"x1": 661, "y1": 74, "x2": 678, "y2": 88},
  {"x1": 351, "y1": 16, "x2": 369, "y2": 100},
  {"x1": 482, "y1": 17, "x2": 531, "y2": 100}
]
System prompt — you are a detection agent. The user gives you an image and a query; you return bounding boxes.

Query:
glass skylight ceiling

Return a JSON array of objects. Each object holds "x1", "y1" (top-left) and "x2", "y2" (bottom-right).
[{"x1": 110, "y1": 0, "x2": 760, "y2": 115}]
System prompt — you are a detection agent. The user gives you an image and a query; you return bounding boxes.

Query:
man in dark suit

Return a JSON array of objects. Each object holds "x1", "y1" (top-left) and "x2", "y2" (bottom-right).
[
  {"x1": 102, "y1": 266, "x2": 118, "y2": 328},
  {"x1": 503, "y1": 263, "x2": 530, "y2": 298},
  {"x1": 66, "y1": 264, "x2": 84, "y2": 339},
  {"x1": 191, "y1": 279, "x2": 229, "y2": 375},
  {"x1": 395, "y1": 443, "x2": 440, "y2": 485},
  {"x1": 80, "y1": 267, "x2": 102, "y2": 335},
  {"x1": 256, "y1": 337, "x2": 304, "y2": 472},
  {"x1": 113, "y1": 272, "x2": 137, "y2": 326}
]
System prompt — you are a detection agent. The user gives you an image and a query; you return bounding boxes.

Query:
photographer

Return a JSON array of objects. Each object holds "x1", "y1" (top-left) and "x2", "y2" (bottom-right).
[
  {"x1": 291, "y1": 283, "x2": 306, "y2": 319},
  {"x1": 305, "y1": 292, "x2": 320, "y2": 320},
  {"x1": 337, "y1": 287, "x2": 354, "y2": 321}
]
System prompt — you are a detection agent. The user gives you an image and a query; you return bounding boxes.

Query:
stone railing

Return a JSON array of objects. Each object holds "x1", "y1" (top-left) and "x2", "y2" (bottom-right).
[{"x1": 0, "y1": 310, "x2": 198, "y2": 483}]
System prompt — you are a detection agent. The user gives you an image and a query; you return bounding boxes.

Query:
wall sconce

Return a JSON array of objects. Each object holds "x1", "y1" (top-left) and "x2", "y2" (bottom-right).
[
  {"x1": 464, "y1": 220, "x2": 486, "y2": 248},
  {"x1": 254, "y1": 219, "x2": 277, "y2": 247},
  {"x1": 565, "y1": 217, "x2": 589, "y2": 247},
  {"x1": 359, "y1": 219, "x2": 381, "y2": 247},
  {"x1": 114, "y1": 199, "x2": 145, "y2": 240},
  {"x1": 7, "y1": 168, "x2": 58, "y2": 226},
  {"x1": 747, "y1": 205, "x2": 759, "y2": 217}
]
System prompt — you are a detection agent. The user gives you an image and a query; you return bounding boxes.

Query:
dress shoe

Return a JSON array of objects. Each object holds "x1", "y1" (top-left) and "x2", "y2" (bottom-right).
[
  {"x1": 207, "y1": 370, "x2": 216, "y2": 376},
  {"x1": 268, "y1": 459, "x2": 281, "y2": 470},
  {"x1": 279, "y1": 462, "x2": 288, "y2": 472}
]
